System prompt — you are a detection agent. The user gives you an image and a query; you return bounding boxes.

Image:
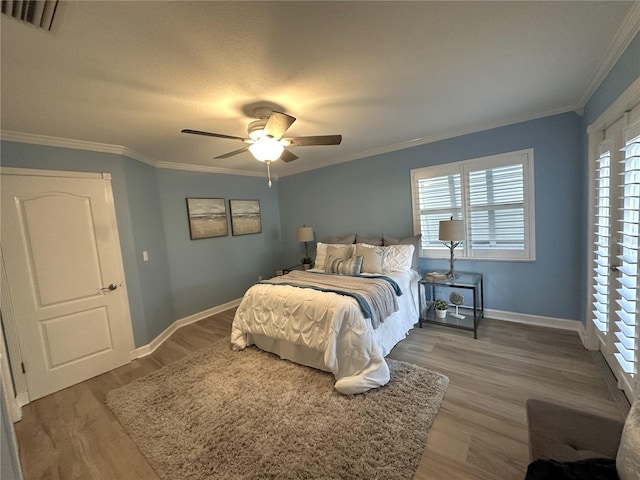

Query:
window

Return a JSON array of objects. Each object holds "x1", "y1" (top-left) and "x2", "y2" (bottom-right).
[{"x1": 411, "y1": 149, "x2": 535, "y2": 261}]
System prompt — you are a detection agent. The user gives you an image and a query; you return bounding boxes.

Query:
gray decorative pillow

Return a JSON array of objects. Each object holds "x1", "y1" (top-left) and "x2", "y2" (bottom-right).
[
  {"x1": 325, "y1": 255, "x2": 363, "y2": 275},
  {"x1": 326, "y1": 244, "x2": 353, "y2": 261},
  {"x1": 323, "y1": 234, "x2": 356, "y2": 244},
  {"x1": 355, "y1": 244, "x2": 384, "y2": 274},
  {"x1": 382, "y1": 234, "x2": 422, "y2": 269},
  {"x1": 355, "y1": 235, "x2": 383, "y2": 246},
  {"x1": 617, "y1": 399, "x2": 640, "y2": 480}
]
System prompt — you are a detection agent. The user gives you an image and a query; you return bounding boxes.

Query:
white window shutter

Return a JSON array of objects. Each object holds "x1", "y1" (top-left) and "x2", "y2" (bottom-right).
[
  {"x1": 592, "y1": 141, "x2": 612, "y2": 333},
  {"x1": 614, "y1": 120, "x2": 640, "y2": 377}
]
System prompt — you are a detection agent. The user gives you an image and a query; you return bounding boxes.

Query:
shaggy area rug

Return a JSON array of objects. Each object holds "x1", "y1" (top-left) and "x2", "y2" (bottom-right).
[{"x1": 106, "y1": 340, "x2": 449, "y2": 480}]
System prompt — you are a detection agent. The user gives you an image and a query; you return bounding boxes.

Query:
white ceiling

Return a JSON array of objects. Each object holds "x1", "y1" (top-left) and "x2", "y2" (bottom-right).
[{"x1": 1, "y1": 1, "x2": 639, "y2": 179}]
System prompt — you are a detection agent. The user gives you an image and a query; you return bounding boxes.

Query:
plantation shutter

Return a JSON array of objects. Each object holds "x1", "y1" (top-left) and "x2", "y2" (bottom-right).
[
  {"x1": 592, "y1": 140, "x2": 613, "y2": 334},
  {"x1": 468, "y1": 164, "x2": 525, "y2": 252},
  {"x1": 414, "y1": 172, "x2": 462, "y2": 250},
  {"x1": 614, "y1": 118, "x2": 640, "y2": 378},
  {"x1": 411, "y1": 149, "x2": 534, "y2": 260}
]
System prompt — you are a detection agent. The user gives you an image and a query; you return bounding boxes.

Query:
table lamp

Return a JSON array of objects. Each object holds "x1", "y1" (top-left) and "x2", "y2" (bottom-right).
[
  {"x1": 439, "y1": 217, "x2": 464, "y2": 279},
  {"x1": 297, "y1": 226, "x2": 314, "y2": 267}
]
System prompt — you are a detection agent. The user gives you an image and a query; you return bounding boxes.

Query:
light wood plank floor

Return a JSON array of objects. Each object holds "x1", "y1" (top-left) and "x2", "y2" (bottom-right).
[{"x1": 14, "y1": 311, "x2": 626, "y2": 480}]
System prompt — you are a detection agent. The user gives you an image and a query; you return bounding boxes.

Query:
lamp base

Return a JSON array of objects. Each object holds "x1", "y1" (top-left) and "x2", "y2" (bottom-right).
[{"x1": 443, "y1": 240, "x2": 461, "y2": 279}]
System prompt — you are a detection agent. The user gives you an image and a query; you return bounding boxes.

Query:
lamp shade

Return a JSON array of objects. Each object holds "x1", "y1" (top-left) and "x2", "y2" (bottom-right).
[
  {"x1": 248, "y1": 138, "x2": 285, "y2": 162},
  {"x1": 297, "y1": 226, "x2": 314, "y2": 242},
  {"x1": 439, "y1": 219, "x2": 464, "y2": 241}
]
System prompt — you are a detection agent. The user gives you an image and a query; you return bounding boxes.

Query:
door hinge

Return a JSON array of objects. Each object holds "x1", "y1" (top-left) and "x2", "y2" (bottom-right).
[{"x1": 21, "y1": 362, "x2": 25, "y2": 374}]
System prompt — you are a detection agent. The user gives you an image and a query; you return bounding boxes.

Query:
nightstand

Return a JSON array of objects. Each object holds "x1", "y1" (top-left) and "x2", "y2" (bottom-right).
[
  {"x1": 282, "y1": 264, "x2": 304, "y2": 274},
  {"x1": 418, "y1": 272, "x2": 484, "y2": 338}
]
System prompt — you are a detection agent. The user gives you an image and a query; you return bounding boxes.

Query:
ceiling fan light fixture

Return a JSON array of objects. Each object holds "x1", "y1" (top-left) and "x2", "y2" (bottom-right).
[
  {"x1": 248, "y1": 138, "x2": 284, "y2": 162},
  {"x1": 248, "y1": 120, "x2": 268, "y2": 141}
]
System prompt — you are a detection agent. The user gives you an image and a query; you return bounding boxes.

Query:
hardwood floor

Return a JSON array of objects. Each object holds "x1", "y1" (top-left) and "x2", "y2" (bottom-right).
[{"x1": 13, "y1": 311, "x2": 626, "y2": 480}]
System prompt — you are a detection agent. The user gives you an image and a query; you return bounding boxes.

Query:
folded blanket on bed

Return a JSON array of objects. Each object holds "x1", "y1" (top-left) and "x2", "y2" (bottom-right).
[{"x1": 261, "y1": 271, "x2": 401, "y2": 328}]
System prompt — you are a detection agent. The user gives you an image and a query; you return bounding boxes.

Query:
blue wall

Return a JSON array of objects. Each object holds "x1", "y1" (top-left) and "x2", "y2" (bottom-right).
[
  {"x1": 155, "y1": 169, "x2": 282, "y2": 319},
  {"x1": 278, "y1": 31, "x2": 640, "y2": 324},
  {"x1": 278, "y1": 112, "x2": 585, "y2": 321},
  {"x1": 0, "y1": 143, "x2": 283, "y2": 346}
]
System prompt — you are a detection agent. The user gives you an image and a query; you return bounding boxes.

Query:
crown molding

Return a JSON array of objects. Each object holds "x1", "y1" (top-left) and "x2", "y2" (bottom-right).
[
  {"x1": 0, "y1": 130, "x2": 272, "y2": 179},
  {"x1": 155, "y1": 160, "x2": 273, "y2": 178},
  {"x1": 578, "y1": 1, "x2": 640, "y2": 107},
  {"x1": 277, "y1": 104, "x2": 578, "y2": 177},
  {"x1": 0, "y1": 103, "x2": 577, "y2": 181},
  {"x1": 1, "y1": 130, "x2": 128, "y2": 156},
  {"x1": 0, "y1": 103, "x2": 600, "y2": 180}
]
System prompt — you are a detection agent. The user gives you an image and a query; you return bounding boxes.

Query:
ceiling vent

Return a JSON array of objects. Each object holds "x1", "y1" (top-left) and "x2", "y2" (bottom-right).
[{"x1": 1, "y1": 1, "x2": 58, "y2": 31}]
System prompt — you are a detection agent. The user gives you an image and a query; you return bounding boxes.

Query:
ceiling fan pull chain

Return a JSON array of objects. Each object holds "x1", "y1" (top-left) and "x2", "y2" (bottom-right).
[{"x1": 266, "y1": 160, "x2": 272, "y2": 188}]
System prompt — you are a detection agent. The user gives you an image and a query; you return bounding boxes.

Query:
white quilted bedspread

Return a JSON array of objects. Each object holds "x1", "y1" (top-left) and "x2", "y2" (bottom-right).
[{"x1": 230, "y1": 270, "x2": 419, "y2": 394}]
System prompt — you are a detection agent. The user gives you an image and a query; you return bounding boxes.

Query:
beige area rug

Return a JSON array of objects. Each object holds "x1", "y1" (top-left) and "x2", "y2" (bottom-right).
[{"x1": 106, "y1": 340, "x2": 449, "y2": 480}]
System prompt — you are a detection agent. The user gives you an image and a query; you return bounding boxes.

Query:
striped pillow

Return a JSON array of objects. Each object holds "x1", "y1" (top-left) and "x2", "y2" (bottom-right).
[{"x1": 325, "y1": 255, "x2": 363, "y2": 275}]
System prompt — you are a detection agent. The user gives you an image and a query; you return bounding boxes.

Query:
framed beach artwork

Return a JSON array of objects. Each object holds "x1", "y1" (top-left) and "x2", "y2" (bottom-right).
[
  {"x1": 229, "y1": 199, "x2": 262, "y2": 236},
  {"x1": 186, "y1": 198, "x2": 228, "y2": 239}
]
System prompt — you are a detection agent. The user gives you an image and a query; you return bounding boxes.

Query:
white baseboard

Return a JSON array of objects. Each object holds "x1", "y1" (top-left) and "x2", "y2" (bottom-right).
[
  {"x1": 486, "y1": 308, "x2": 587, "y2": 345},
  {"x1": 130, "y1": 298, "x2": 242, "y2": 360},
  {"x1": 15, "y1": 392, "x2": 29, "y2": 409},
  {"x1": 130, "y1": 303, "x2": 590, "y2": 359}
]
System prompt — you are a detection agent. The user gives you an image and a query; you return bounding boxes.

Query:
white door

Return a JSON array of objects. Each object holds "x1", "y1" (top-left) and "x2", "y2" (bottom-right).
[
  {"x1": 588, "y1": 100, "x2": 640, "y2": 400},
  {"x1": 1, "y1": 170, "x2": 134, "y2": 401}
]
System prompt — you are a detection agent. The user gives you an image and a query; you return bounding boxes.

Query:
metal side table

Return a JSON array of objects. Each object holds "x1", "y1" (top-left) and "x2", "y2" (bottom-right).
[{"x1": 418, "y1": 272, "x2": 484, "y2": 339}]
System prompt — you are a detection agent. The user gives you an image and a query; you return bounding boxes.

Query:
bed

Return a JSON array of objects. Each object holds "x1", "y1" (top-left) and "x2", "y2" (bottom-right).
[{"x1": 230, "y1": 241, "x2": 420, "y2": 394}]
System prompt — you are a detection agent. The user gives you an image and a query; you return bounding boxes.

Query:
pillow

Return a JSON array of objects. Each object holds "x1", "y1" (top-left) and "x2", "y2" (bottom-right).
[
  {"x1": 383, "y1": 234, "x2": 422, "y2": 269},
  {"x1": 327, "y1": 244, "x2": 353, "y2": 260},
  {"x1": 314, "y1": 243, "x2": 355, "y2": 270},
  {"x1": 355, "y1": 234, "x2": 383, "y2": 246},
  {"x1": 382, "y1": 244, "x2": 414, "y2": 272},
  {"x1": 325, "y1": 255, "x2": 363, "y2": 275},
  {"x1": 617, "y1": 398, "x2": 640, "y2": 480},
  {"x1": 355, "y1": 243, "x2": 385, "y2": 274},
  {"x1": 323, "y1": 234, "x2": 356, "y2": 244}
]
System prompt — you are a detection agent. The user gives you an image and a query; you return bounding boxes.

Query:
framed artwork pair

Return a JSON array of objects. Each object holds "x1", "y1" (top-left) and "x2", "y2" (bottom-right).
[{"x1": 186, "y1": 198, "x2": 261, "y2": 240}]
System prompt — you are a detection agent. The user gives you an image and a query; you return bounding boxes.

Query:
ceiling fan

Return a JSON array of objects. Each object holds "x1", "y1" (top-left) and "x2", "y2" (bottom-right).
[{"x1": 181, "y1": 107, "x2": 342, "y2": 187}]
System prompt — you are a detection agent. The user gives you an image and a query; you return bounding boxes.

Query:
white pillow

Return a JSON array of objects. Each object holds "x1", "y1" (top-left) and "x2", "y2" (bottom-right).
[
  {"x1": 355, "y1": 243, "x2": 385, "y2": 274},
  {"x1": 314, "y1": 242, "x2": 355, "y2": 270},
  {"x1": 383, "y1": 234, "x2": 421, "y2": 269},
  {"x1": 382, "y1": 244, "x2": 414, "y2": 272}
]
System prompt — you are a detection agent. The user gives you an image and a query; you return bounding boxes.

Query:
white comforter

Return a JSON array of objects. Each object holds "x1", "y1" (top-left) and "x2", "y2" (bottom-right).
[{"x1": 230, "y1": 269, "x2": 420, "y2": 394}]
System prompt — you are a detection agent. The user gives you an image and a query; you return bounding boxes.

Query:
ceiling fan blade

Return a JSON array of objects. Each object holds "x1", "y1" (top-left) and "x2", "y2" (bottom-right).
[
  {"x1": 214, "y1": 145, "x2": 250, "y2": 159},
  {"x1": 264, "y1": 111, "x2": 296, "y2": 140},
  {"x1": 280, "y1": 149, "x2": 298, "y2": 163},
  {"x1": 283, "y1": 135, "x2": 342, "y2": 146},
  {"x1": 182, "y1": 129, "x2": 247, "y2": 142}
]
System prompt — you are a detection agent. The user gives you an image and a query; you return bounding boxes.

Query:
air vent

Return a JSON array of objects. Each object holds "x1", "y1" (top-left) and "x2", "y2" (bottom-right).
[{"x1": 1, "y1": 0, "x2": 58, "y2": 31}]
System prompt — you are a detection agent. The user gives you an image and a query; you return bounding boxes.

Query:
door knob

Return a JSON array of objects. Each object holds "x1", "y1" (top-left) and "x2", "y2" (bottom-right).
[{"x1": 100, "y1": 283, "x2": 118, "y2": 291}]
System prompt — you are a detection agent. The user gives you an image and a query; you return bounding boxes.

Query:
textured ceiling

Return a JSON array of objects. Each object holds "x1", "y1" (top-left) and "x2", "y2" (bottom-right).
[{"x1": 1, "y1": 1, "x2": 638, "y2": 178}]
